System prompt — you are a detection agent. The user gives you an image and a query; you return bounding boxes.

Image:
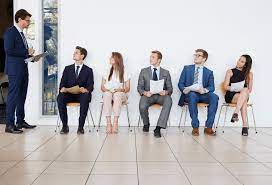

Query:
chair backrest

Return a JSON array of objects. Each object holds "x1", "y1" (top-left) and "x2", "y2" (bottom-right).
[
  {"x1": 67, "y1": 102, "x2": 80, "y2": 107},
  {"x1": 220, "y1": 82, "x2": 226, "y2": 95}
]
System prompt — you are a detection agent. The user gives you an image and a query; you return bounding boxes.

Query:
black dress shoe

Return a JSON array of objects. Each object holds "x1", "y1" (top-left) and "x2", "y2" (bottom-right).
[
  {"x1": 60, "y1": 126, "x2": 69, "y2": 134},
  {"x1": 231, "y1": 113, "x2": 239, "y2": 123},
  {"x1": 154, "y1": 129, "x2": 162, "y2": 138},
  {"x1": 17, "y1": 121, "x2": 37, "y2": 129},
  {"x1": 242, "y1": 127, "x2": 248, "y2": 136},
  {"x1": 143, "y1": 125, "x2": 150, "y2": 132},
  {"x1": 5, "y1": 126, "x2": 23, "y2": 134},
  {"x1": 77, "y1": 127, "x2": 84, "y2": 134}
]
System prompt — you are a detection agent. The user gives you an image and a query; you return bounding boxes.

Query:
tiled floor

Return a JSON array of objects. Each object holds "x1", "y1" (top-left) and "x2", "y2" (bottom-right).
[{"x1": 0, "y1": 125, "x2": 272, "y2": 185}]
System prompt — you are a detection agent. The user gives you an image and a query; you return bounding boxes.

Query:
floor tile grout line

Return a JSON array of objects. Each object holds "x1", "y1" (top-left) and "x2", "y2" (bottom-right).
[
  {"x1": 0, "y1": 127, "x2": 42, "y2": 149},
  {"x1": 84, "y1": 133, "x2": 108, "y2": 185},
  {"x1": 134, "y1": 127, "x2": 140, "y2": 185},
  {"x1": 29, "y1": 134, "x2": 80, "y2": 185},
  {"x1": 162, "y1": 134, "x2": 193, "y2": 185},
  {"x1": 0, "y1": 130, "x2": 58, "y2": 178},
  {"x1": 182, "y1": 128, "x2": 244, "y2": 185},
  {"x1": 223, "y1": 127, "x2": 272, "y2": 170}
]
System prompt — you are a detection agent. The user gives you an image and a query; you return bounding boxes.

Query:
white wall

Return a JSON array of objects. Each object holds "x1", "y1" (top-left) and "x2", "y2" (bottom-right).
[{"x1": 16, "y1": 0, "x2": 272, "y2": 127}]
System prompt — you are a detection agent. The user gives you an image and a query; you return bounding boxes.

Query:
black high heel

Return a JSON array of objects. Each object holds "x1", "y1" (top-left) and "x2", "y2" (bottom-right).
[
  {"x1": 242, "y1": 127, "x2": 248, "y2": 136},
  {"x1": 231, "y1": 113, "x2": 239, "y2": 123}
]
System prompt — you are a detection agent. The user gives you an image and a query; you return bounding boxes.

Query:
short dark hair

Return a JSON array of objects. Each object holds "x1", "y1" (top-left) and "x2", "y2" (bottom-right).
[
  {"x1": 151, "y1": 50, "x2": 162, "y2": 60},
  {"x1": 15, "y1": 9, "x2": 32, "y2": 23},
  {"x1": 76, "y1": 46, "x2": 88, "y2": 60},
  {"x1": 195, "y1": 49, "x2": 208, "y2": 61}
]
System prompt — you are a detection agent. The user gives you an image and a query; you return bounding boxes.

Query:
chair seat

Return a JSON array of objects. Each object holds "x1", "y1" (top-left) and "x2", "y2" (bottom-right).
[
  {"x1": 184, "y1": 102, "x2": 209, "y2": 107},
  {"x1": 67, "y1": 102, "x2": 80, "y2": 107},
  {"x1": 151, "y1": 104, "x2": 162, "y2": 109},
  {"x1": 223, "y1": 103, "x2": 253, "y2": 107}
]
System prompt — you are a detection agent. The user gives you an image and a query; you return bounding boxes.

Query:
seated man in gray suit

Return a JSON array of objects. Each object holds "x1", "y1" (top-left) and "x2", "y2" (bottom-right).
[{"x1": 137, "y1": 50, "x2": 173, "y2": 138}]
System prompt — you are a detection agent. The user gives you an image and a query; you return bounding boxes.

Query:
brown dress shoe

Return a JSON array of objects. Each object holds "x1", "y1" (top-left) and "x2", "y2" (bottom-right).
[
  {"x1": 192, "y1": 128, "x2": 199, "y2": 136},
  {"x1": 204, "y1": 128, "x2": 216, "y2": 136}
]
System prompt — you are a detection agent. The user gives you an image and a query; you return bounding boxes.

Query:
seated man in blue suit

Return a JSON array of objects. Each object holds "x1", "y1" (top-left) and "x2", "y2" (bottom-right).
[
  {"x1": 57, "y1": 46, "x2": 94, "y2": 134},
  {"x1": 178, "y1": 49, "x2": 218, "y2": 136}
]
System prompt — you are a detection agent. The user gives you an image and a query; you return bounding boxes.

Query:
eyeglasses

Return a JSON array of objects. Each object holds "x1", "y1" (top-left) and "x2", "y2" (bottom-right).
[
  {"x1": 193, "y1": 54, "x2": 204, "y2": 58},
  {"x1": 24, "y1": 19, "x2": 31, "y2": 23}
]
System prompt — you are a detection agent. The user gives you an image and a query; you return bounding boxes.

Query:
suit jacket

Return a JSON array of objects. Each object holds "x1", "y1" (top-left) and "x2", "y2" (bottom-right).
[
  {"x1": 4, "y1": 26, "x2": 29, "y2": 76},
  {"x1": 137, "y1": 66, "x2": 173, "y2": 96},
  {"x1": 178, "y1": 64, "x2": 215, "y2": 106},
  {"x1": 59, "y1": 64, "x2": 94, "y2": 94}
]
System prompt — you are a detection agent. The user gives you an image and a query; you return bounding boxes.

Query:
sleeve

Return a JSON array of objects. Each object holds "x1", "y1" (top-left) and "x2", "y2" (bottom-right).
[
  {"x1": 86, "y1": 68, "x2": 94, "y2": 93},
  {"x1": 137, "y1": 69, "x2": 145, "y2": 96},
  {"x1": 4, "y1": 30, "x2": 28, "y2": 58},
  {"x1": 59, "y1": 67, "x2": 67, "y2": 91},
  {"x1": 178, "y1": 66, "x2": 187, "y2": 92},
  {"x1": 206, "y1": 71, "x2": 215, "y2": 92}
]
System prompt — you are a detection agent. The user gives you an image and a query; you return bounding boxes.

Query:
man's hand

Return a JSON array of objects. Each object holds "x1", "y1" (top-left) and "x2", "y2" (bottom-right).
[
  {"x1": 28, "y1": 48, "x2": 35, "y2": 56},
  {"x1": 159, "y1": 90, "x2": 167, "y2": 96},
  {"x1": 60, "y1": 87, "x2": 67, "y2": 93},
  {"x1": 143, "y1": 91, "x2": 153, "y2": 97},
  {"x1": 183, "y1": 87, "x2": 190, "y2": 94},
  {"x1": 197, "y1": 87, "x2": 206, "y2": 94},
  {"x1": 80, "y1": 87, "x2": 89, "y2": 94}
]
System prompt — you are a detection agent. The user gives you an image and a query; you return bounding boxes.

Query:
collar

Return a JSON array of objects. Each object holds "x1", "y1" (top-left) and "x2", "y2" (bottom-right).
[
  {"x1": 15, "y1": 24, "x2": 23, "y2": 33},
  {"x1": 75, "y1": 63, "x2": 83, "y2": 68},
  {"x1": 195, "y1": 64, "x2": 204, "y2": 69},
  {"x1": 151, "y1": 65, "x2": 160, "y2": 71}
]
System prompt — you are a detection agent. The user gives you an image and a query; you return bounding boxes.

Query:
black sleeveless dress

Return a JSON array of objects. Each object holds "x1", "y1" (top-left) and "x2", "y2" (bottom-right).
[{"x1": 225, "y1": 68, "x2": 247, "y2": 103}]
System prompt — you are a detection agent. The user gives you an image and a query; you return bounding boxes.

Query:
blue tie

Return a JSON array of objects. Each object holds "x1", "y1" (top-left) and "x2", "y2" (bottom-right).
[
  {"x1": 76, "y1": 66, "x2": 80, "y2": 78},
  {"x1": 153, "y1": 68, "x2": 158, "y2": 81},
  {"x1": 20, "y1": 32, "x2": 28, "y2": 49}
]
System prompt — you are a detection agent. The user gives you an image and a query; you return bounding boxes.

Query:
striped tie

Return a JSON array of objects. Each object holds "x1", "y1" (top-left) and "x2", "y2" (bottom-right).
[
  {"x1": 20, "y1": 32, "x2": 29, "y2": 49},
  {"x1": 193, "y1": 67, "x2": 200, "y2": 84}
]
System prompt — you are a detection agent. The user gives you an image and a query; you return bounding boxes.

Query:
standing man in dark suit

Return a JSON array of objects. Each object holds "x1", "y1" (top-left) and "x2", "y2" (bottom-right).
[
  {"x1": 57, "y1": 46, "x2": 94, "y2": 134},
  {"x1": 138, "y1": 50, "x2": 173, "y2": 138},
  {"x1": 4, "y1": 9, "x2": 37, "y2": 134},
  {"x1": 178, "y1": 49, "x2": 218, "y2": 136}
]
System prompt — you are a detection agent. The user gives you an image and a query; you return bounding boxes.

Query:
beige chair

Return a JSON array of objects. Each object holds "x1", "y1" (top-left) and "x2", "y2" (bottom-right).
[
  {"x1": 55, "y1": 102, "x2": 95, "y2": 132},
  {"x1": 178, "y1": 102, "x2": 209, "y2": 132},
  {"x1": 138, "y1": 104, "x2": 171, "y2": 127},
  {"x1": 97, "y1": 97, "x2": 131, "y2": 131},
  {"x1": 214, "y1": 83, "x2": 257, "y2": 133}
]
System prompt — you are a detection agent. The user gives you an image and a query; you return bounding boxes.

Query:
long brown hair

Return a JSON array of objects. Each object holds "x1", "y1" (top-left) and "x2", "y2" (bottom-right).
[
  {"x1": 108, "y1": 52, "x2": 124, "y2": 83},
  {"x1": 241, "y1": 54, "x2": 252, "y2": 84}
]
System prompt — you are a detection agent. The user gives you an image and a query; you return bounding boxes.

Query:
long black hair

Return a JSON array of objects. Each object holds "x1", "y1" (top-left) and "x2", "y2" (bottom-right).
[{"x1": 241, "y1": 54, "x2": 252, "y2": 84}]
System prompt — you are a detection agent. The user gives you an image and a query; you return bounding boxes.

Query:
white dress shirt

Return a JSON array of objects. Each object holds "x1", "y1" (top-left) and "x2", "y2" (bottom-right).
[
  {"x1": 75, "y1": 63, "x2": 83, "y2": 76},
  {"x1": 151, "y1": 65, "x2": 160, "y2": 79}
]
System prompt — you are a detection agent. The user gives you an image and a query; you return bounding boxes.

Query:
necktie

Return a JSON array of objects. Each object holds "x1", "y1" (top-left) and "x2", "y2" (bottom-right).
[
  {"x1": 76, "y1": 66, "x2": 80, "y2": 78},
  {"x1": 152, "y1": 68, "x2": 158, "y2": 81},
  {"x1": 193, "y1": 67, "x2": 200, "y2": 84},
  {"x1": 20, "y1": 32, "x2": 28, "y2": 49}
]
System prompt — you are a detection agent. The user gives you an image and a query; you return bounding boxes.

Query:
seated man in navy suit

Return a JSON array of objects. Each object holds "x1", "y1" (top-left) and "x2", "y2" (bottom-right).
[
  {"x1": 57, "y1": 46, "x2": 94, "y2": 134},
  {"x1": 178, "y1": 49, "x2": 218, "y2": 136}
]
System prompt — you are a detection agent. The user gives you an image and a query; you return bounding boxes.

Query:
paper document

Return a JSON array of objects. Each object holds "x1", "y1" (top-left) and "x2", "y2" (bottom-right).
[
  {"x1": 187, "y1": 84, "x2": 201, "y2": 92},
  {"x1": 24, "y1": 51, "x2": 49, "y2": 63},
  {"x1": 104, "y1": 81, "x2": 122, "y2": 92},
  {"x1": 150, "y1": 79, "x2": 164, "y2": 94},
  {"x1": 66, "y1": 85, "x2": 81, "y2": 94},
  {"x1": 230, "y1": 81, "x2": 245, "y2": 92}
]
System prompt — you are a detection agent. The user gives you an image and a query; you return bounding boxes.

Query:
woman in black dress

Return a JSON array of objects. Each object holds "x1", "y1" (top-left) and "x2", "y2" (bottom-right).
[{"x1": 223, "y1": 55, "x2": 253, "y2": 136}]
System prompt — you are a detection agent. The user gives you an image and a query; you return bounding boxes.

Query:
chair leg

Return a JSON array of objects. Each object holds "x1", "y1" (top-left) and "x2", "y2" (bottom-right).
[
  {"x1": 86, "y1": 114, "x2": 91, "y2": 132},
  {"x1": 55, "y1": 115, "x2": 60, "y2": 132},
  {"x1": 183, "y1": 106, "x2": 188, "y2": 133},
  {"x1": 222, "y1": 106, "x2": 228, "y2": 133},
  {"x1": 97, "y1": 104, "x2": 103, "y2": 131},
  {"x1": 89, "y1": 108, "x2": 96, "y2": 128},
  {"x1": 250, "y1": 105, "x2": 257, "y2": 134},
  {"x1": 215, "y1": 105, "x2": 223, "y2": 132},
  {"x1": 178, "y1": 107, "x2": 184, "y2": 128},
  {"x1": 0, "y1": 87, "x2": 5, "y2": 104},
  {"x1": 168, "y1": 116, "x2": 171, "y2": 127},
  {"x1": 125, "y1": 104, "x2": 131, "y2": 128},
  {"x1": 138, "y1": 115, "x2": 141, "y2": 127}
]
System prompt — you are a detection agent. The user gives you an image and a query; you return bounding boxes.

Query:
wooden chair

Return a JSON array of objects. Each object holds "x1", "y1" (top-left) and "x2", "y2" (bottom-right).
[
  {"x1": 55, "y1": 102, "x2": 95, "y2": 132},
  {"x1": 137, "y1": 104, "x2": 171, "y2": 127},
  {"x1": 178, "y1": 102, "x2": 209, "y2": 132},
  {"x1": 214, "y1": 83, "x2": 257, "y2": 133}
]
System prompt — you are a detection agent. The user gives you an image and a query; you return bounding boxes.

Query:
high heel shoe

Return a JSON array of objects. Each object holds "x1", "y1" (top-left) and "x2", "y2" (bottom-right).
[
  {"x1": 106, "y1": 123, "x2": 112, "y2": 134},
  {"x1": 231, "y1": 113, "x2": 239, "y2": 123},
  {"x1": 242, "y1": 127, "x2": 248, "y2": 136}
]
